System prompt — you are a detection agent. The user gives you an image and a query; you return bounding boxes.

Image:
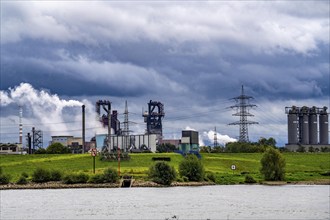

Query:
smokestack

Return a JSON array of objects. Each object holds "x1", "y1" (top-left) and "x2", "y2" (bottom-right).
[
  {"x1": 19, "y1": 106, "x2": 23, "y2": 144},
  {"x1": 108, "y1": 102, "x2": 111, "y2": 152},
  {"x1": 27, "y1": 133, "x2": 32, "y2": 154},
  {"x1": 82, "y1": 105, "x2": 85, "y2": 153},
  {"x1": 32, "y1": 127, "x2": 35, "y2": 152}
]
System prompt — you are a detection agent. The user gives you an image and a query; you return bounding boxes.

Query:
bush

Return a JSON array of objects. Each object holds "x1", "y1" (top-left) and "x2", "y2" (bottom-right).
[
  {"x1": 321, "y1": 147, "x2": 330, "y2": 152},
  {"x1": 244, "y1": 175, "x2": 257, "y2": 183},
  {"x1": 0, "y1": 174, "x2": 11, "y2": 184},
  {"x1": 32, "y1": 168, "x2": 51, "y2": 183},
  {"x1": 62, "y1": 173, "x2": 89, "y2": 184},
  {"x1": 149, "y1": 161, "x2": 177, "y2": 186},
  {"x1": 308, "y1": 147, "x2": 315, "y2": 153},
  {"x1": 0, "y1": 167, "x2": 11, "y2": 185},
  {"x1": 296, "y1": 146, "x2": 305, "y2": 152},
  {"x1": 21, "y1": 172, "x2": 29, "y2": 178},
  {"x1": 205, "y1": 172, "x2": 216, "y2": 182},
  {"x1": 46, "y1": 143, "x2": 71, "y2": 154},
  {"x1": 50, "y1": 170, "x2": 62, "y2": 181},
  {"x1": 103, "y1": 168, "x2": 119, "y2": 183},
  {"x1": 88, "y1": 174, "x2": 105, "y2": 183},
  {"x1": 260, "y1": 148, "x2": 286, "y2": 181},
  {"x1": 16, "y1": 175, "x2": 28, "y2": 185},
  {"x1": 320, "y1": 171, "x2": 330, "y2": 176},
  {"x1": 34, "y1": 148, "x2": 47, "y2": 154},
  {"x1": 182, "y1": 176, "x2": 189, "y2": 182},
  {"x1": 100, "y1": 152, "x2": 131, "y2": 161},
  {"x1": 179, "y1": 154, "x2": 204, "y2": 182}
]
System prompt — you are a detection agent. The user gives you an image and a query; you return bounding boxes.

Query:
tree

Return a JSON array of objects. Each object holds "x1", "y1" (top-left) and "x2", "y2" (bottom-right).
[
  {"x1": 46, "y1": 142, "x2": 71, "y2": 154},
  {"x1": 199, "y1": 146, "x2": 211, "y2": 153},
  {"x1": 258, "y1": 137, "x2": 267, "y2": 146},
  {"x1": 258, "y1": 137, "x2": 276, "y2": 147},
  {"x1": 266, "y1": 137, "x2": 277, "y2": 147},
  {"x1": 260, "y1": 148, "x2": 286, "y2": 181},
  {"x1": 148, "y1": 161, "x2": 177, "y2": 185},
  {"x1": 296, "y1": 145, "x2": 306, "y2": 153},
  {"x1": 308, "y1": 147, "x2": 315, "y2": 153},
  {"x1": 225, "y1": 142, "x2": 266, "y2": 153},
  {"x1": 179, "y1": 154, "x2": 204, "y2": 182},
  {"x1": 211, "y1": 146, "x2": 223, "y2": 153}
]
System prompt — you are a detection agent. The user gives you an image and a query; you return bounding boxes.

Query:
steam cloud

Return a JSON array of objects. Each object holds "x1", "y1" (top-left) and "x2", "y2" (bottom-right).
[
  {"x1": 184, "y1": 126, "x2": 237, "y2": 146},
  {"x1": 0, "y1": 83, "x2": 89, "y2": 139}
]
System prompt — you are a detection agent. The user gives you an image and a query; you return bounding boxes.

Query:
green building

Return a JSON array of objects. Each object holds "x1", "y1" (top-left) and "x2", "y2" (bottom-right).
[{"x1": 179, "y1": 130, "x2": 199, "y2": 153}]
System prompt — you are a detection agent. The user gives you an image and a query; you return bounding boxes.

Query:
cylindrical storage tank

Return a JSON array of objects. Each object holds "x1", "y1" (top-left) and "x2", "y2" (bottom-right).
[
  {"x1": 309, "y1": 108, "x2": 318, "y2": 145},
  {"x1": 299, "y1": 107, "x2": 309, "y2": 145},
  {"x1": 288, "y1": 113, "x2": 298, "y2": 144},
  {"x1": 319, "y1": 107, "x2": 329, "y2": 145}
]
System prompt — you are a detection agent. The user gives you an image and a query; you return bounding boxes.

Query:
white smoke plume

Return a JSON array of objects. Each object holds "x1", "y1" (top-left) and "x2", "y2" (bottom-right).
[
  {"x1": 0, "y1": 83, "x2": 95, "y2": 141},
  {"x1": 184, "y1": 126, "x2": 196, "y2": 131},
  {"x1": 183, "y1": 126, "x2": 236, "y2": 146}
]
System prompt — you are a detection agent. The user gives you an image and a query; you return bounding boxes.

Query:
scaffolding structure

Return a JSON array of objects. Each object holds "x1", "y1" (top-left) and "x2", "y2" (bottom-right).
[
  {"x1": 123, "y1": 100, "x2": 130, "y2": 151},
  {"x1": 214, "y1": 126, "x2": 218, "y2": 147},
  {"x1": 96, "y1": 100, "x2": 111, "y2": 152},
  {"x1": 143, "y1": 100, "x2": 165, "y2": 138},
  {"x1": 32, "y1": 127, "x2": 43, "y2": 150},
  {"x1": 228, "y1": 85, "x2": 258, "y2": 142}
]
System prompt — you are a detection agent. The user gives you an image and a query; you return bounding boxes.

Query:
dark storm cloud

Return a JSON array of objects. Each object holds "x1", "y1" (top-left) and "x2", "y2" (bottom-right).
[{"x1": 1, "y1": 1, "x2": 329, "y2": 146}]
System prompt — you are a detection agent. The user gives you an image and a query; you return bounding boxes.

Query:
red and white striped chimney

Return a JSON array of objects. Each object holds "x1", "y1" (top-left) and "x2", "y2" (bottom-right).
[{"x1": 19, "y1": 106, "x2": 23, "y2": 144}]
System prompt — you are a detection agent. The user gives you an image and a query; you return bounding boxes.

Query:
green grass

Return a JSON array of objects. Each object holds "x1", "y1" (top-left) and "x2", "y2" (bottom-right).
[{"x1": 1, "y1": 153, "x2": 329, "y2": 184}]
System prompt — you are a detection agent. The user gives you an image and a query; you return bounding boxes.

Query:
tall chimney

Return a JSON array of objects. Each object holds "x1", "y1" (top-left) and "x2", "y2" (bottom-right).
[
  {"x1": 82, "y1": 105, "x2": 85, "y2": 153},
  {"x1": 108, "y1": 102, "x2": 111, "y2": 152},
  {"x1": 19, "y1": 106, "x2": 23, "y2": 144},
  {"x1": 32, "y1": 127, "x2": 35, "y2": 152}
]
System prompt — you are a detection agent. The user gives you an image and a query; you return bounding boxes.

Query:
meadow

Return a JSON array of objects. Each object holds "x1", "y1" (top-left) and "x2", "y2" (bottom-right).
[{"x1": 1, "y1": 153, "x2": 329, "y2": 184}]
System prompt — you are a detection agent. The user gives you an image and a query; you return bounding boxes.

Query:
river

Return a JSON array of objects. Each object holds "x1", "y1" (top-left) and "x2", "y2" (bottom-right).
[{"x1": 1, "y1": 185, "x2": 329, "y2": 220}]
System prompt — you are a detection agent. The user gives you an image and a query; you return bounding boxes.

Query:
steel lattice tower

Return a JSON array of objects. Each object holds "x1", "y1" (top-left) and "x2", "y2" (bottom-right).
[
  {"x1": 123, "y1": 100, "x2": 129, "y2": 151},
  {"x1": 214, "y1": 126, "x2": 218, "y2": 147},
  {"x1": 229, "y1": 85, "x2": 258, "y2": 142}
]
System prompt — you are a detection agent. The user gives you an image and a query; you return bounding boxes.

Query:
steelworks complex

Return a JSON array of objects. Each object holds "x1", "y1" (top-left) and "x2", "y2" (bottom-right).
[{"x1": 1, "y1": 95, "x2": 329, "y2": 154}]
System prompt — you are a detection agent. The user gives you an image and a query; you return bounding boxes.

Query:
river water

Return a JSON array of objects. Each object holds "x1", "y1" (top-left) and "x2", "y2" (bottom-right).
[{"x1": 1, "y1": 185, "x2": 329, "y2": 220}]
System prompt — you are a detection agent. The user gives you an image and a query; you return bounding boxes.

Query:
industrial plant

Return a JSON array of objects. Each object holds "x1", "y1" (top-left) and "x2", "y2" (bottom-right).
[
  {"x1": 94, "y1": 99, "x2": 164, "y2": 153},
  {"x1": 93, "y1": 99, "x2": 200, "y2": 154},
  {"x1": 1, "y1": 89, "x2": 329, "y2": 154},
  {"x1": 285, "y1": 106, "x2": 329, "y2": 151}
]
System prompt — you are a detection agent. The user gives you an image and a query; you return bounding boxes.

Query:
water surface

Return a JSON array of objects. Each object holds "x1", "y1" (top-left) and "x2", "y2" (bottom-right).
[{"x1": 1, "y1": 185, "x2": 329, "y2": 219}]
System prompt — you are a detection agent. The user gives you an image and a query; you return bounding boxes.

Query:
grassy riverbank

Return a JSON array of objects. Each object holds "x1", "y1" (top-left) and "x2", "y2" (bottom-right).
[{"x1": 1, "y1": 153, "x2": 329, "y2": 185}]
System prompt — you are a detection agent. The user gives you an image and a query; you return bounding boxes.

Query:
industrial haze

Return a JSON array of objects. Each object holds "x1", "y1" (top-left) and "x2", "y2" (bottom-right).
[{"x1": 0, "y1": 1, "x2": 329, "y2": 147}]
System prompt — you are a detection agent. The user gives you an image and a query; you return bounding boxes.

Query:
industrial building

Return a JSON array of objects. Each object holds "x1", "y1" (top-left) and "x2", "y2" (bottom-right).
[
  {"x1": 0, "y1": 143, "x2": 22, "y2": 154},
  {"x1": 95, "y1": 100, "x2": 164, "y2": 153},
  {"x1": 143, "y1": 100, "x2": 165, "y2": 139},
  {"x1": 95, "y1": 134, "x2": 157, "y2": 152},
  {"x1": 285, "y1": 106, "x2": 329, "y2": 151},
  {"x1": 51, "y1": 136, "x2": 83, "y2": 147},
  {"x1": 179, "y1": 130, "x2": 199, "y2": 153},
  {"x1": 51, "y1": 136, "x2": 94, "y2": 153},
  {"x1": 159, "y1": 139, "x2": 181, "y2": 148}
]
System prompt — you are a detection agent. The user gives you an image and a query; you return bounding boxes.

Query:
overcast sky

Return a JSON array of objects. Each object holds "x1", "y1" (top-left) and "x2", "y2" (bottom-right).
[{"x1": 1, "y1": 1, "x2": 329, "y2": 147}]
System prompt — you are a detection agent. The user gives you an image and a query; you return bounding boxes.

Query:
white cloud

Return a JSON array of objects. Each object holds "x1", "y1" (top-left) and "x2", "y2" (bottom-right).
[
  {"x1": 1, "y1": 1, "x2": 328, "y2": 147},
  {"x1": 2, "y1": 2, "x2": 328, "y2": 54},
  {"x1": 203, "y1": 130, "x2": 237, "y2": 146}
]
